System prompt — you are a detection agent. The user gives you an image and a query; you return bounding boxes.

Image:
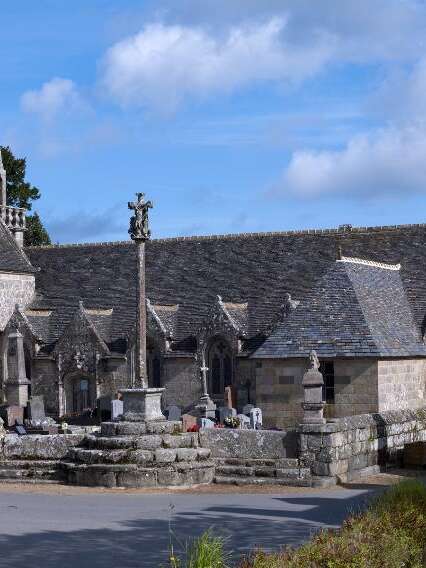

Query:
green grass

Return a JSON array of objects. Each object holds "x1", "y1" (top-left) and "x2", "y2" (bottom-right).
[{"x1": 238, "y1": 480, "x2": 426, "y2": 568}]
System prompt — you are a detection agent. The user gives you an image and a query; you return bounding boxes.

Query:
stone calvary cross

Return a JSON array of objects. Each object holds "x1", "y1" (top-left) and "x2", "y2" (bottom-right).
[
  {"x1": 128, "y1": 192, "x2": 153, "y2": 241},
  {"x1": 127, "y1": 192, "x2": 154, "y2": 389}
]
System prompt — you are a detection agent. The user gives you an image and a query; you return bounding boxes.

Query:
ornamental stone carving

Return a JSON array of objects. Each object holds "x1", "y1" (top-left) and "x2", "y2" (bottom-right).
[{"x1": 128, "y1": 193, "x2": 153, "y2": 241}]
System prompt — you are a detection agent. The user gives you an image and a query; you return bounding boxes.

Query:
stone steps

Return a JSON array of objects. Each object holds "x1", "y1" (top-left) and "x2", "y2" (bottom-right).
[
  {"x1": 0, "y1": 460, "x2": 64, "y2": 483},
  {"x1": 218, "y1": 458, "x2": 299, "y2": 468},
  {"x1": 69, "y1": 446, "x2": 211, "y2": 465},
  {"x1": 214, "y1": 475, "x2": 312, "y2": 487}
]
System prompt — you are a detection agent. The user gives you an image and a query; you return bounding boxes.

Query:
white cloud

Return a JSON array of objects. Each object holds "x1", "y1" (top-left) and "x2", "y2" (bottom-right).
[
  {"x1": 278, "y1": 126, "x2": 426, "y2": 198},
  {"x1": 21, "y1": 78, "x2": 84, "y2": 121},
  {"x1": 101, "y1": 18, "x2": 334, "y2": 111}
]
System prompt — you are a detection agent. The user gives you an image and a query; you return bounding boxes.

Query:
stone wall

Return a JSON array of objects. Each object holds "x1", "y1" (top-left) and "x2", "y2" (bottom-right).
[
  {"x1": 255, "y1": 359, "x2": 306, "y2": 429},
  {"x1": 0, "y1": 273, "x2": 34, "y2": 330},
  {"x1": 2, "y1": 433, "x2": 84, "y2": 460},
  {"x1": 331, "y1": 359, "x2": 378, "y2": 418},
  {"x1": 255, "y1": 358, "x2": 382, "y2": 427},
  {"x1": 377, "y1": 359, "x2": 426, "y2": 412},
  {"x1": 300, "y1": 408, "x2": 426, "y2": 482},
  {"x1": 199, "y1": 428, "x2": 298, "y2": 459}
]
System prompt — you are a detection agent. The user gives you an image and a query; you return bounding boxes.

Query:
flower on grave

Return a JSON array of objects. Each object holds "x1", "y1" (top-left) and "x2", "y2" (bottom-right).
[
  {"x1": 61, "y1": 422, "x2": 68, "y2": 431},
  {"x1": 224, "y1": 416, "x2": 240, "y2": 429}
]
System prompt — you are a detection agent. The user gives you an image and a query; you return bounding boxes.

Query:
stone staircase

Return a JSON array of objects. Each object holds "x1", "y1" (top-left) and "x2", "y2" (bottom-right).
[
  {"x1": 0, "y1": 459, "x2": 65, "y2": 484},
  {"x1": 62, "y1": 420, "x2": 215, "y2": 488},
  {"x1": 214, "y1": 457, "x2": 312, "y2": 487}
]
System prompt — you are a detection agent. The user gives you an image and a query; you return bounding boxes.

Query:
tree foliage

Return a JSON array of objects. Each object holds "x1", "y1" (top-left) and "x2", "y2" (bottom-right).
[{"x1": 0, "y1": 146, "x2": 51, "y2": 246}]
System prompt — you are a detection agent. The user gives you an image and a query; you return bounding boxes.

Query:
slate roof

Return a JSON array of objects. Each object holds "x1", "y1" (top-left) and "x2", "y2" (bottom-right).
[
  {"x1": 0, "y1": 217, "x2": 34, "y2": 274},
  {"x1": 253, "y1": 258, "x2": 426, "y2": 358},
  {"x1": 24, "y1": 222, "x2": 426, "y2": 354}
]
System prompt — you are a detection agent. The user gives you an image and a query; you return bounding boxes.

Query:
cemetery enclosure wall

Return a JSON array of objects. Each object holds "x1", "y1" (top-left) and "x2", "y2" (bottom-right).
[
  {"x1": 255, "y1": 358, "x2": 379, "y2": 428},
  {"x1": 162, "y1": 356, "x2": 200, "y2": 410},
  {"x1": 300, "y1": 407, "x2": 426, "y2": 482},
  {"x1": 199, "y1": 428, "x2": 298, "y2": 459}
]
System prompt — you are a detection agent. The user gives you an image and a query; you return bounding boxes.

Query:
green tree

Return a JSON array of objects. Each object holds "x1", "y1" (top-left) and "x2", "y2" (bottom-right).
[
  {"x1": 0, "y1": 146, "x2": 51, "y2": 246},
  {"x1": 25, "y1": 212, "x2": 51, "y2": 247}
]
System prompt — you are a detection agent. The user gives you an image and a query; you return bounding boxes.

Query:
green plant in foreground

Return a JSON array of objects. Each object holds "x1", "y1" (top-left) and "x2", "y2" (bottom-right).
[
  {"x1": 186, "y1": 530, "x2": 230, "y2": 568},
  {"x1": 238, "y1": 480, "x2": 426, "y2": 568}
]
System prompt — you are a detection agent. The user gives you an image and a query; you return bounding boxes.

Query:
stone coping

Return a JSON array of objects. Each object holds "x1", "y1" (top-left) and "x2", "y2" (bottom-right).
[{"x1": 299, "y1": 407, "x2": 426, "y2": 433}]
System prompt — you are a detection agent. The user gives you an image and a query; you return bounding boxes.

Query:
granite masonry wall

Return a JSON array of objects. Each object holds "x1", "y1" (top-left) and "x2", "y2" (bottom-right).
[
  {"x1": 300, "y1": 407, "x2": 426, "y2": 482},
  {"x1": 0, "y1": 273, "x2": 34, "y2": 330},
  {"x1": 255, "y1": 358, "x2": 380, "y2": 428},
  {"x1": 377, "y1": 359, "x2": 426, "y2": 412}
]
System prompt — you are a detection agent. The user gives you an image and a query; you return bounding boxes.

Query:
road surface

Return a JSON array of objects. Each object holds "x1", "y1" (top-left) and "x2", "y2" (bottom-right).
[{"x1": 0, "y1": 484, "x2": 382, "y2": 567}]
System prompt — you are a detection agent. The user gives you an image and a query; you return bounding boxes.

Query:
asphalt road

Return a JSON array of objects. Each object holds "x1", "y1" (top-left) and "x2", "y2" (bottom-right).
[{"x1": 0, "y1": 485, "x2": 381, "y2": 568}]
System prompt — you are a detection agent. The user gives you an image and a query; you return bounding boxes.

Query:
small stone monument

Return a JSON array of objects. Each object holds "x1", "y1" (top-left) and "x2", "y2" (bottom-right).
[
  {"x1": 27, "y1": 395, "x2": 46, "y2": 424},
  {"x1": 219, "y1": 406, "x2": 237, "y2": 423},
  {"x1": 197, "y1": 417, "x2": 215, "y2": 429},
  {"x1": 237, "y1": 414, "x2": 250, "y2": 429},
  {"x1": 195, "y1": 356, "x2": 216, "y2": 419},
  {"x1": 301, "y1": 350, "x2": 325, "y2": 424},
  {"x1": 111, "y1": 399, "x2": 124, "y2": 420},
  {"x1": 224, "y1": 386, "x2": 236, "y2": 409},
  {"x1": 6, "y1": 327, "x2": 30, "y2": 408},
  {"x1": 166, "y1": 405, "x2": 181, "y2": 421},
  {"x1": 249, "y1": 407, "x2": 263, "y2": 429},
  {"x1": 243, "y1": 404, "x2": 254, "y2": 416}
]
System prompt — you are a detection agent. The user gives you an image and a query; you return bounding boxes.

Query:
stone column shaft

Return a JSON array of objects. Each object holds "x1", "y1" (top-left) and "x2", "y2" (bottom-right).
[{"x1": 136, "y1": 240, "x2": 147, "y2": 388}]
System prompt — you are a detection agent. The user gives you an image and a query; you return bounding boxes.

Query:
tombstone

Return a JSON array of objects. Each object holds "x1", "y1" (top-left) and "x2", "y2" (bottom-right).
[
  {"x1": 15, "y1": 424, "x2": 27, "y2": 436},
  {"x1": 111, "y1": 399, "x2": 124, "y2": 421},
  {"x1": 237, "y1": 414, "x2": 250, "y2": 429},
  {"x1": 98, "y1": 396, "x2": 112, "y2": 422},
  {"x1": 197, "y1": 417, "x2": 215, "y2": 429},
  {"x1": 28, "y1": 395, "x2": 46, "y2": 424},
  {"x1": 166, "y1": 405, "x2": 181, "y2": 421},
  {"x1": 249, "y1": 407, "x2": 263, "y2": 430},
  {"x1": 0, "y1": 405, "x2": 24, "y2": 428},
  {"x1": 219, "y1": 406, "x2": 237, "y2": 423},
  {"x1": 182, "y1": 414, "x2": 197, "y2": 432},
  {"x1": 242, "y1": 404, "x2": 254, "y2": 416},
  {"x1": 224, "y1": 386, "x2": 236, "y2": 409}
]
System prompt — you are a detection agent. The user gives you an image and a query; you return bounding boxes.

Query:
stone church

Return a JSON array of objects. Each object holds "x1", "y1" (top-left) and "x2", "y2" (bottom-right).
[{"x1": 1, "y1": 153, "x2": 426, "y2": 428}]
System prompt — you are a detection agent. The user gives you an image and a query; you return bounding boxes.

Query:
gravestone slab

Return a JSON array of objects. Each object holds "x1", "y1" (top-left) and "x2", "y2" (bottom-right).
[
  {"x1": 0, "y1": 405, "x2": 24, "y2": 428},
  {"x1": 219, "y1": 407, "x2": 237, "y2": 423},
  {"x1": 28, "y1": 395, "x2": 45, "y2": 423},
  {"x1": 237, "y1": 414, "x2": 251, "y2": 429},
  {"x1": 111, "y1": 399, "x2": 124, "y2": 420},
  {"x1": 243, "y1": 404, "x2": 254, "y2": 416},
  {"x1": 224, "y1": 386, "x2": 236, "y2": 409},
  {"x1": 166, "y1": 405, "x2": 181, "y2": 421},
  {"x1": 182, "y1": 414, "x2": 197, "y2": 432},
  {"x1": 197, "y1": 417, "x2": 215, "y2": 429},
  {"x1": 249, "y1": 408, "x2": 263, "y2": 430}
]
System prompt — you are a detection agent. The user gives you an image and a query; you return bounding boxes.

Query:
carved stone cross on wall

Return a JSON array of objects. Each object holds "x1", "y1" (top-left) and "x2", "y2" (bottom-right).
[{"x1": 128, "y1": 193, "x2": 153, "y2": 241}]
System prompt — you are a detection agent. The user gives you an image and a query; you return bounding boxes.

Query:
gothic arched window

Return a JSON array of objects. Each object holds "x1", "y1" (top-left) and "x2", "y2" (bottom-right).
[{"x1": 208, "y1": 338, "x2": 233, "y2": 397}]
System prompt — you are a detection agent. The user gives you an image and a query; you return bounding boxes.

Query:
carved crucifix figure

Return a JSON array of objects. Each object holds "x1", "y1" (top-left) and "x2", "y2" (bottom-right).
[
  {"x1": 128, "y1": 193, "x2": 153, "y2": 389},
  {"x1": 128, "y1": 193, "x2": 153, "y2": 241}
]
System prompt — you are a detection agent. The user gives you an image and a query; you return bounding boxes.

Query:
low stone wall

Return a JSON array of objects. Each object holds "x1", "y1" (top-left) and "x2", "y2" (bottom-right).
[
  {"x1": 2, "y1": 434, "x2": 85, "y2": 460},
  {"x1": 199, "y1": 429, "x2": 298, "y2": 459},
  {"x1": 300, "y1": 408, "x2": 426, "y2": 482}
]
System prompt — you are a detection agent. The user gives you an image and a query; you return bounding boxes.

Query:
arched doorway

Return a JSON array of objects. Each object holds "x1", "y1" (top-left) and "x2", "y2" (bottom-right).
[
  {"x1": 147, "y1": 338, "x2": 161, "y2": 388},
  {"x1": 64, "y1": 374, "x2": 96, "y2": 414},
  {"x1": 207, "y1": 337, "x2": 233, "y2": 397}
]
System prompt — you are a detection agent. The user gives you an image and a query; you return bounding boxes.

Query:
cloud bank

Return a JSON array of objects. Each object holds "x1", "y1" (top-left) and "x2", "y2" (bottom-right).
[{"x1": 101, "y1": 18, "x2": 334, "y2": 111}]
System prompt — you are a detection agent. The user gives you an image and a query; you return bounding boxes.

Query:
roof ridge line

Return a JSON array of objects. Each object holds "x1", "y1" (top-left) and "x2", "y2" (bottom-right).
[
  {"x1": 24, "y1": 221, "x2": 426, "y2": 249},
  {"x1": 338, "y1": 256, "x2": 401, "y2": 270}
]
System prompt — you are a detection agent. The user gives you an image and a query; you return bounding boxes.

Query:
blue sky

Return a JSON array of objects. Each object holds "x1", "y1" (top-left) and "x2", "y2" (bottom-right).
[{"x1": 1, "y1": 0, "x2": 426, "y2": 243}]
